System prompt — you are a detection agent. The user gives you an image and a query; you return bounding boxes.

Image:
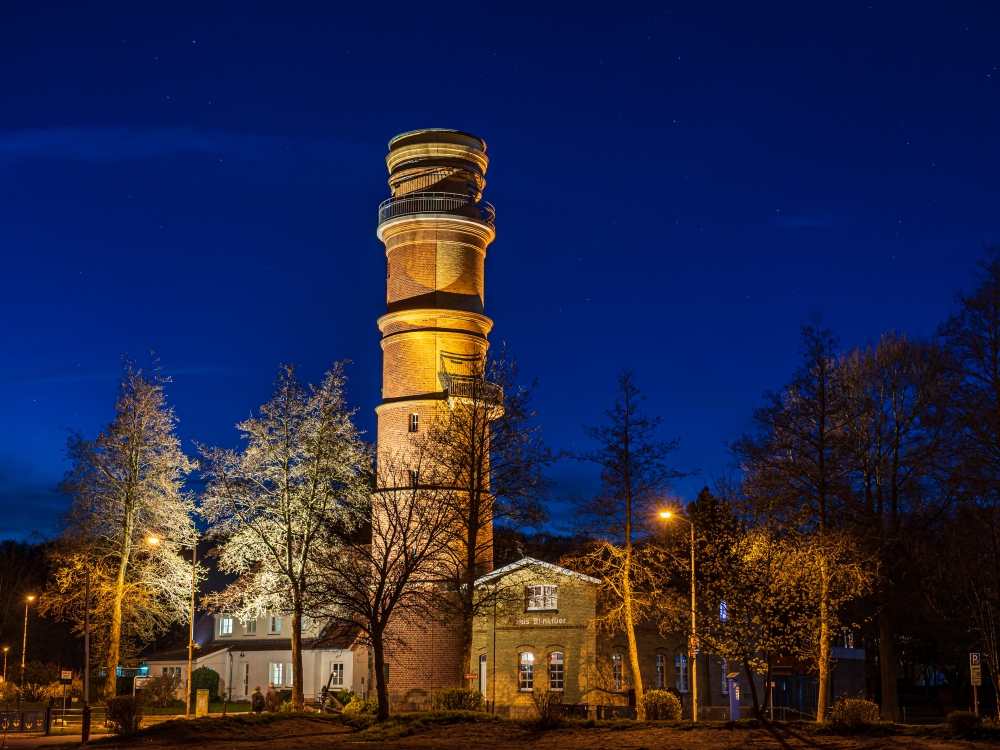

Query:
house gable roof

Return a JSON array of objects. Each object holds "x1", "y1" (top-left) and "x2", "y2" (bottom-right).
[{"x1": 474, "y1": 556, "x2": 600, "y2": 587}]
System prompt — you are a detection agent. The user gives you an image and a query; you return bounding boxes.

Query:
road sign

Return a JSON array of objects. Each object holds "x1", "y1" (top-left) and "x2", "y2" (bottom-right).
[
  {"x1": 971, "y1": 653, "x2": 982, "y2": 667},
  {"x1": 60, "y1": 670, "x2": 72, "y2": 685},
  {"x1": 972, "y1": 665, "x2": 983, "y2": 686}
]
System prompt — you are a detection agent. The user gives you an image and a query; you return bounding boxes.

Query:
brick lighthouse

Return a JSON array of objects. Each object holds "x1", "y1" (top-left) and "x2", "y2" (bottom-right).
[{"x1": 374, "y1": 129, "x2": 497, "y2": 705}]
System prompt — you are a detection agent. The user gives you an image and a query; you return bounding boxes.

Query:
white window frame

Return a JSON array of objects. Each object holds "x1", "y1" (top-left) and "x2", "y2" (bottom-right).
[
  {"x1": 330, "y1": 663, "x2": 344, "y2": 687},
  {"x1": 409, "y1": 413, "x2": 419, "y2": 432},
  {"x1": 219, "y1": 616, "x2": 233, "y2": 636},
  {"x1": 549, "y1": 652, "x2": 564, "y2": 691},
  {"x1": 675, "y1": 653, "x2": 689, "y2": 693},
  {"x1": 244, "y1": 618, "x2": 256, "y2": 636},
  {"x1": 269, "y1": 616, "x2": 282, "y2": 634},
  {"x1": 519, "y1": 653, "x2": 534, "y2": 692},
  {"x1": 270, "y1": 662, "x2": 283, "y2": 685},
  {"x1": 525, "y1": 584, "x2": 558, "y2": 611}
]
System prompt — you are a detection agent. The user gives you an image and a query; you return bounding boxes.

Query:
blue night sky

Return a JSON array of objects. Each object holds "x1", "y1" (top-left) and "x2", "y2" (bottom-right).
[{"x1": 1, "y1": 2, "x2": 998, "y2": 539}]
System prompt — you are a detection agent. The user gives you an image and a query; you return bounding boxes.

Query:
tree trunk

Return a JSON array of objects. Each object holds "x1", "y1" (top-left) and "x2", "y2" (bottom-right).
[
  {"x1": 622, "y1": 549, "x2": 645, "y2": 719},
  {"x1": 373, "y1": 630, "x2": 389, "y2": 721},
  {"x1": 878, "y1": 603, "x2": 901, "y2": 721},
  {"x1": 762, "y1": 654, "x2": 773, "y2": 717},
  {"x1": 105, "y1": 533, "x2": 131, "y2": 703},
  {"x1": 816, "y1": 556, "x2": 831, "y2": 722},
  {"x1": 290, "y1": 607, "x2": 304, "y2": 711},
  {"x1": 742, "y1": 655, "x2": 761, "y2": 719}
]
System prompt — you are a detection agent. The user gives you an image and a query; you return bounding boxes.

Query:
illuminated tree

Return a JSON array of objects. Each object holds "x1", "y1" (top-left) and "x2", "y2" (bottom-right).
[
  {"x1": 42, "y1": 357, "x2": 196, "y2": 702},
  {"x1": 199, "y1": 363, "x2": 369, "y2": 711},
  {"x1": 570, "y1": 370, "x2": 689, "y2": 718}
]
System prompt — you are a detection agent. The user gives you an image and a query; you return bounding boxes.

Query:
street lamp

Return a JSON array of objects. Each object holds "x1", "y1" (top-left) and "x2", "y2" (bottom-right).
[
  {"x1": 660, "y1": 509, "x2": 699, "y2": 722},
  {"x1": 147, "y1": 535, "x2": 198, "y2": 719},
  {"x1": 20, "y1": 595, "x2": 35, "y2": 686},
  {"x1": 3, "y1": 646, "x2": 8, "y2": 683}
]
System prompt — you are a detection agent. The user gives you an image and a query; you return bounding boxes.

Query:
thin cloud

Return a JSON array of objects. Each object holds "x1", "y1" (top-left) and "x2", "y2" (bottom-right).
[{"x1": 0, "y1": 127, "x2": 365, "y2": 165}]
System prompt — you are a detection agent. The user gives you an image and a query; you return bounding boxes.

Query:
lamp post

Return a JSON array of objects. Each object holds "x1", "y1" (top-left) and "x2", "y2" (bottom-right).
[
  {"x1": 147, "y1": 535, "x2": 198, "y2": 719},
  {"x1": 20, "y1": 596, "x2": 35, "y2": 686},
  {"x1": 2, "y1": 646, "x2": 8, "y2": 683},
  {"x1": 660, "y1": 510, "x2": 698, "y2": 722}
]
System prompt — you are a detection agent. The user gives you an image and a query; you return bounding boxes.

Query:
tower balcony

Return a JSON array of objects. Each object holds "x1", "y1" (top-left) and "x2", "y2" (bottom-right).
[
  {"x1": 378, "y1": 192, "x2": 496, "y2": 228},
  {"x1": 446, "y1": 374, "x2": 503, "y2": 405}
]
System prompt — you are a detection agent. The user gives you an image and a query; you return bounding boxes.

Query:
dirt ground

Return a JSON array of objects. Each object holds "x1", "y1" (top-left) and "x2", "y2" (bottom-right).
[{"x1": 24, "y1": 715, "x2": 1000, "y2": 750}]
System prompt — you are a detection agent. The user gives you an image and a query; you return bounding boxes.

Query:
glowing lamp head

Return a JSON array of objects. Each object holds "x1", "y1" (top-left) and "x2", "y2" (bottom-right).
[
  {"x1": 146, "y1": 536, "x2": 161, "y2": 546},
  {"x1": 660, "y1": 511, "x2": 672, "y2": 519},
  {"x1": 26, "y1": 595, "x2": 35, "y2": 602}
]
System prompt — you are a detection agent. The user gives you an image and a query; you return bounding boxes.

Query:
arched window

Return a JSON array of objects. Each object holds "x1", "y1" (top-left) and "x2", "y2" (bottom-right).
[
  {"x1": 655, "y1": 654, "x2": 665, "y2": 689},
  {"x1": 549, "y1": 652, "x2": 564, "y2": 691},
  {"x1": 519, "y1": 653, "x2": 534, "y2": 691},
  {"x1": 719, "y1": 600, "x2": 729, "y2": 622},
  {"x1": 612, "y1": 653, "x2": 623, "y2": 691},
  {"x1": 675, "y1": 653, "x2": 689, "y2": 693}
]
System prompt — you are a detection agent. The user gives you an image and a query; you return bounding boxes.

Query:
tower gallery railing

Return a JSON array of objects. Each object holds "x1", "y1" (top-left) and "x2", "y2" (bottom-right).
[
  {"x1": 378, "y1": 192, "x2": 496, "y2": 227},
  {"x1": 447, "y1": 375, "x2": 503, "y2": 404}
]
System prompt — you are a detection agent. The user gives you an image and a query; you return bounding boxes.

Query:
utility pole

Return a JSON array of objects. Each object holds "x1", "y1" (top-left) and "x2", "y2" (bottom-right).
[
  {"x1": 82, "y1": 567, "x2": 91, "y2": 742},
  {"x1": 20, "y1": 596, "x2": 35, "y2": 685},
  {"x1": 660, "y1": 509, "x2": 698, "y2": 722}
]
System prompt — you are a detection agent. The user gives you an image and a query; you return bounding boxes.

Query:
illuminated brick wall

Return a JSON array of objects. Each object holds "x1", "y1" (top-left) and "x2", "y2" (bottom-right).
[{"x1": 375, "y1": 130, "x2": 497, "y2": 702}]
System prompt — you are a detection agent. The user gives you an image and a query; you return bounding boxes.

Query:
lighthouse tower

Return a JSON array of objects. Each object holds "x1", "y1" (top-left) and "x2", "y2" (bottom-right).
[{"x1": 374, "y1": 129, "x2": 496, "y2": 703}]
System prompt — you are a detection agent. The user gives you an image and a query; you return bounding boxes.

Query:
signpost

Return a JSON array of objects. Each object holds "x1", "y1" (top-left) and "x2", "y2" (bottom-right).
[
  {"x1": 970, "y1": 653, "x2": 982, "y2": 716},
  {"x1": 60, "y1": 670, "x2": 72, "y2": 729}
]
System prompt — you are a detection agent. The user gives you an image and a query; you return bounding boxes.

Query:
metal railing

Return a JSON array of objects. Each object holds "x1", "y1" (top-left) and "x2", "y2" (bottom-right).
[
  {"x1": 378, "y1": 192, "x2": 495, "y2": 227},
  {"x1": 447, "y1": 375, "x2": 503, "y2": 404}
]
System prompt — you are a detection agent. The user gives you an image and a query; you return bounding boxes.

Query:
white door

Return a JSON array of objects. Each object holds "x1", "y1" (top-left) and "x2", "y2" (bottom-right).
[{"x1": 479, "y1": 655, "x2": 487, "y2": 697}]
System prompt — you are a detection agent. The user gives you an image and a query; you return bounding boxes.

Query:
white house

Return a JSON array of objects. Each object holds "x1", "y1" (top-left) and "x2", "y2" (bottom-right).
[{"x1": 142, "y1": 613, "x2": 369, "y2": 703}]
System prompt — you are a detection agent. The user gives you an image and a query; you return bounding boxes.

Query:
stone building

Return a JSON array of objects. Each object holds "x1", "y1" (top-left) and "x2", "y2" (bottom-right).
[{"x1": 471, "y1": 557, "x2": 737, "y2": 718}]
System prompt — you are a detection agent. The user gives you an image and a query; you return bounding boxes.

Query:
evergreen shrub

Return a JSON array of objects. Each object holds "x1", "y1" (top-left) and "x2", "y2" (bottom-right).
[
  {"x1": 189, "y1": 667, "x2": 220, "y2": 709},
  {"x1": 343, "y1": 695, "x2": 378, "y2": 715},
  {"x1": 432, "y1": 688, "x2": 485, "y2": 712},
  {"x1": 639, "y1": 689, "x2": 682, "y2": 721},
  {"x1": 948, "y1": 711, "x2": 982, "y2": 735}
]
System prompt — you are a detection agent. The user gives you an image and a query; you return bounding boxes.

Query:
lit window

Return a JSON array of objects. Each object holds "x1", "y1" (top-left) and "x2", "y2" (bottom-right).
[
  {"x1": 244, "y1": 619, "x2": 256, "y2": 636},
  {"x1": 525, "y1": 585, "x2": 558, "y2": 611},
  {"x1": 269, "y1": 616, "x2": 282, "y2": 634},
  {"x1": 288, "y1": 663, "x2": 293, "y2": 685},
  {"x1": 410, "y1": 469, "x2": 419, "y2": 487},
  {"x1": 409, "y1": 413, "x2": 419, "y2": 432},
  {"x1": 675, "y1": 654, "x2": 689, "y2": 693},
  {"x1": 219, "y1": 617, "x2": 233, "y2": 636},
  {"x1": 612, "y1": 653, "x2": 623, "y2": 691},
  {"x1": 330, "y1": 663, "x2": 344, "y2": 687},
  {"x1": 721, "y1": 658, "x2": 729, "y2": 695},
  {"x1": 301, "y1": 617, "x2": 307, "y2": 632},
  {"x1": 519, "y1": 653, "x2": 534, "y2": 691},
  {"x1": 655, "y1": 654, "x2": 665, "y2": 689},
  {"x1": 720, "y1": 601, "x2": 728, "y2": 622},
  {"x1": 270, "y1": 662, "x2": 283, "y2": 685},
  {"x1": 549, "y1": 653, "x2": 564, "y2": 691}
]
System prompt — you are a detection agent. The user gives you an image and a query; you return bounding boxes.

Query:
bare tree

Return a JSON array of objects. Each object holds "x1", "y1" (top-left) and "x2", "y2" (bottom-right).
[
  {"x1": 570, "y1": 370, "x2": 690, "y2": 718},
  {"x1": 199, "y1": 363, "x2": 369, "y2": 711},
  {"x1": 836, "y1": 332, "x2": 950, "y2": 720},
  {"x1": 309, "y1": 454, "x2": 456, "y2": 721},
  {"x1": 733, "y1": 318, "x2": 846, "y2": 721},
  {"x1": 420, "y1": 349, "x2": 553, "y2": 683},
  {"x1": 42, "y1": 356, "x2": 196, "y2": 702}
]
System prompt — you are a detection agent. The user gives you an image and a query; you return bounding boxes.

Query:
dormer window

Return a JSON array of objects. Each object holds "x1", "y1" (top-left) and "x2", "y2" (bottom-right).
[
  {"x1": 219, "y1": 616, "x2": 233, "y2": 636},
  {"x1": 269, "y1": 616, "x2": 282, "y2": 634},
  {"x1": 525, "y1": 584, "x2": 557, "y2": 611}
]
